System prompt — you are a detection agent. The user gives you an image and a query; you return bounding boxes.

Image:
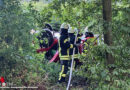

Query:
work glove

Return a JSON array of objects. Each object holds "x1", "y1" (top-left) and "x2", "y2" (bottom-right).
[
  {"x1": 74, "y1": 44, "x2": 81, "y2": 47},
  {"x1": 74, "y1": 44, "x2": 78, "y2": 48},
  {"x1": 76, "y1": 44, "x2": 80, "y2": 47}
]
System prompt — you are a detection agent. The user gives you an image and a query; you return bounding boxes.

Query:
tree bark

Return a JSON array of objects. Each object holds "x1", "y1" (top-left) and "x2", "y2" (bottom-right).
[{"x1": 102, "y1": 0, "x2": 114, "y2": 64}]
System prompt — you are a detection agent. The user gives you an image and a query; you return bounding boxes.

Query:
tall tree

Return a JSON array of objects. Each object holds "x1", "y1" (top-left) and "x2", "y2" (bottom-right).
[{"x1": 102, "y1": 0, "x2": 114, "y2": 64}]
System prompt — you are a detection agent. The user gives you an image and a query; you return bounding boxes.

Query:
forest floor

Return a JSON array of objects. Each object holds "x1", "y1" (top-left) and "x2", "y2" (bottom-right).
[
  {"x1": 38, "y1": 83, "x2": 88, "y2": 90},
  {"x1": 37, "y1": 76, "x2": 89, "y2": 90}
]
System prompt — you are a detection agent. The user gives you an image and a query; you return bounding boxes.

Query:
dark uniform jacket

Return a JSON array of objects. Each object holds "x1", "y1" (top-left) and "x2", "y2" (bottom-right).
[
  {"x1": 69, "y1": 33, "x2": 81, "y2": 56},
  {"x1": 59, "y1": 29, "x2": 73, "y2": 60}
]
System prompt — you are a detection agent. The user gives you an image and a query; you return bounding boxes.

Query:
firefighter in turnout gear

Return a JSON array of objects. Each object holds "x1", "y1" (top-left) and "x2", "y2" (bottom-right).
[
  {"x1": 58, "y1": 23, "x2": 74, "y2": 83},
  {"x1": 82, "y1": 27, "x2": 98, "y2": 54},
  {"x1": 68, "y1": 27, "x2": 82, "y2": 68}
]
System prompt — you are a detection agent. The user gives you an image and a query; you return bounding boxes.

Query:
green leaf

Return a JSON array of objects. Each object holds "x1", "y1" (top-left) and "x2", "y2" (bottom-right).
[
  {"x1": 106, "y1": 76, "x2": 110, "y2": 81},
  {"x1": 90, "y1": 67, "x2": 96, "y2": 74},
  {"x1": 113, "y1": 70, "x2": 119, "y2": 75}
]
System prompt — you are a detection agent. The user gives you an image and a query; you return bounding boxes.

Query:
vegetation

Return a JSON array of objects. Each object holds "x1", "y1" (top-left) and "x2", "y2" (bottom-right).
[{"x1": 0, "y1": 0, "x2": 129, "y2": 89}]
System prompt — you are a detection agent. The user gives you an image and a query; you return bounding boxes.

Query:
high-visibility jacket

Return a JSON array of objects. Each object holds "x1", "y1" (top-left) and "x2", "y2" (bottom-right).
[
  {"x1": 85, "y1": 37, "x2": 97, "y2": 46},
  {"x1": 83, "y1": 37, "x2": 97, "y2": 54},
  {"x1": 59, "y1": 29, "x2": 73, "y2": 60}
]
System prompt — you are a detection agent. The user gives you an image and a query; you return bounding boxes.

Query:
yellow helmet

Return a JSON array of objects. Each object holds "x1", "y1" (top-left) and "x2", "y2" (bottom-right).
[
  {"x1": 68, "y1": 27, "x2": 78, "y2": 34},
  {"x1": 68, "y1": 27, "x2": 74, "y2": 33},
  {"x1": 60, "y1": 23, "x2": 70, "y2": 29}
]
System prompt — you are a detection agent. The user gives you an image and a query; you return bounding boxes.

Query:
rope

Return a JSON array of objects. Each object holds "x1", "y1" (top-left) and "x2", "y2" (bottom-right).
[{"x1": 66, "y1": 32, "x2": 78, "y2": 90}]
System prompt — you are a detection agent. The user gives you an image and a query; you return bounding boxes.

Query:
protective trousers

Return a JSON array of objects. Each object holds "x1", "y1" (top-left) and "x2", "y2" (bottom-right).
[{"x1": 58, "y1": 60, "x2": 71, "y2": 83}]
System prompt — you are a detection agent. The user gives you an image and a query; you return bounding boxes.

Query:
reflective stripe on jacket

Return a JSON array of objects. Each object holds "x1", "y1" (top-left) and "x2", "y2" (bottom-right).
[{"x1": 59, "y1": 35, "x2": 73, "y2": 60}]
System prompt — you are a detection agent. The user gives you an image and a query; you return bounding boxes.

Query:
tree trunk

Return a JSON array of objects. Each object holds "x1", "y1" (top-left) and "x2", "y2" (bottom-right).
[{"x1": 102, "y1": 0, "x2": 114, "y2": 64}]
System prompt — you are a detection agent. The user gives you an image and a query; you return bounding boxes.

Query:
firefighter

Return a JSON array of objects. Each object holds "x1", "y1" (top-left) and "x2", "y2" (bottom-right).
[
  {"x1": 68, "y1": 27, "x2": 82, "y2": 68},
  {"x1": 82, "y1": 27, "x2": 98, "y2": 54},
  {"x1": 43, "y1": 23, "x2": 53, "y2": 31},
  {"x1": 58, "y1": 23, "x2": 74, "y2": 83}
]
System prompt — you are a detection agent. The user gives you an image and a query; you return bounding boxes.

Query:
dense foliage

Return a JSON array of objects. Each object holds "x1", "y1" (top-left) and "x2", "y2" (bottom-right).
[{"x1": 0, "y1": 0, "x2": 129, "y2": 89}]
